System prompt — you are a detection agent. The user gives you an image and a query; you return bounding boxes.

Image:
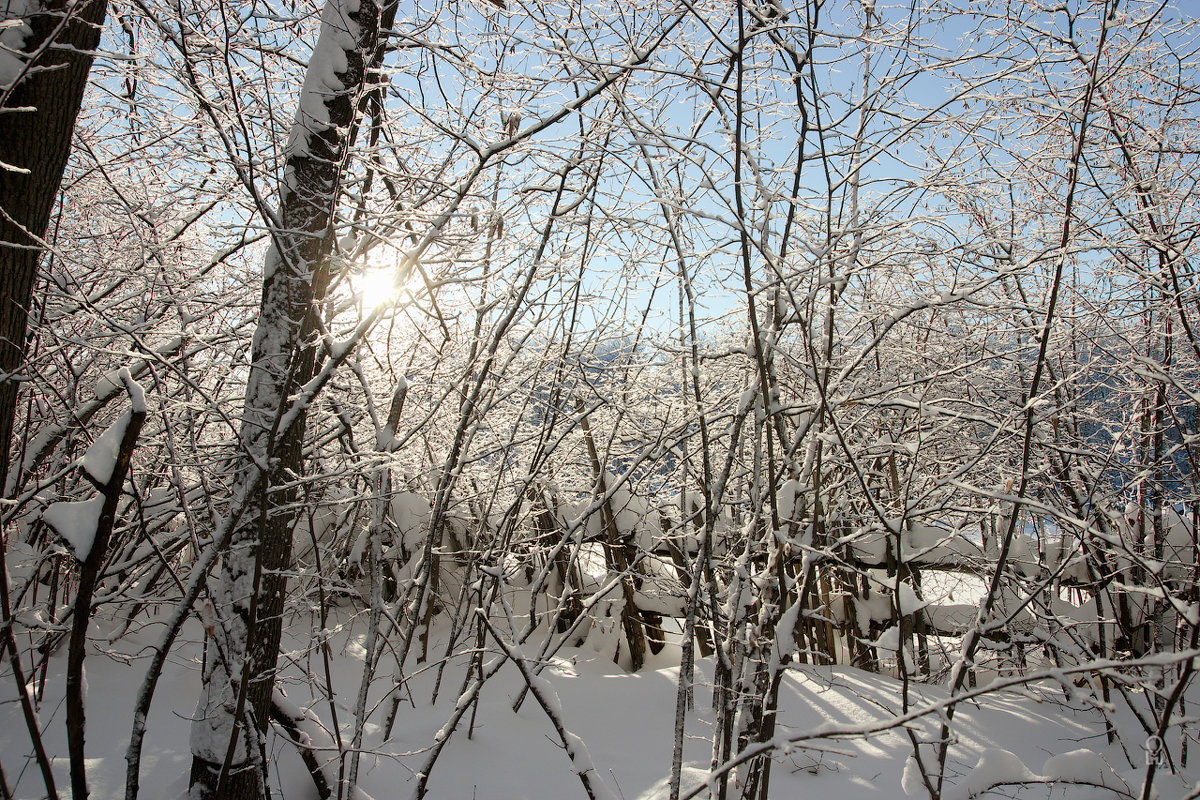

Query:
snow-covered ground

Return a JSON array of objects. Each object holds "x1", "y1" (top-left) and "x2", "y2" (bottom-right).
[{"x1": 3, "y1": 600, "x2": 1190, "y2": 800}]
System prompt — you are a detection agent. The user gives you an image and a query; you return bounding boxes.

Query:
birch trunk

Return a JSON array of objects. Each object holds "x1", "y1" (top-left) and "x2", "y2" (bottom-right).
[{"x1": 188, "y1": 3, "x2": 381, "y2": 798}]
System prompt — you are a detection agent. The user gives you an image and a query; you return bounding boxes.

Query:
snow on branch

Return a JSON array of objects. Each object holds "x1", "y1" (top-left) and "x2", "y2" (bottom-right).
[
  {"x1": 42, "y1": 368, "x2": 147, "y2": 561},
  {"x1": 937, "y1": 747, "x2": 1130, "y2": 800}
]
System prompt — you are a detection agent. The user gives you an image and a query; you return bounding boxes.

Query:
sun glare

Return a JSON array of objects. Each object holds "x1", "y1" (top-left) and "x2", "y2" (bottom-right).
[{"x1": 358, "y1": 266, "x2": 400, "y2": 310}]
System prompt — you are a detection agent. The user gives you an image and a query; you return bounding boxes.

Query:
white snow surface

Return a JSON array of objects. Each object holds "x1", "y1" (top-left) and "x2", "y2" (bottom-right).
[
  {"x1": 1, "y1": 600, "x2": 1186, "y2": 800},
  {"x1": 1042, "y1": 749, "x2": 1127, "y2": 791},
  {"x1": 82, "y1": 410, "x2": 132, "y2": 486},
  {"x1": 42, "y1": 494, "x2": 104, "y2": 561},
  {"x1": 944, "y1": 747, "x2": 1128, "y2": 800},
  {"x1": 391, "y1": 490, "x2": 432, "y2": 553},
  {"x1": 124, "y1": 368, "x2": 147, "y2": 413},
  {"x1": 945, "y1": 747, "x2": 1040, "y2": 800}
]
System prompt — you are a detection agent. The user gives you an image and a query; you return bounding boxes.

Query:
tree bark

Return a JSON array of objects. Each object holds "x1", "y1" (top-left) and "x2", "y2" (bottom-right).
[
  {"x1": 61, "y1": 380, "x2": 147, "y2": 800},
  {"x1": 0, "y1": 5, "x2": 106, "y2": 798},
  {"x1": 187, "y1": 3, "x2": 382, "y2": 798},
  {"x1": 0, "y1": 0, "x2": 107, "y2": 490}
]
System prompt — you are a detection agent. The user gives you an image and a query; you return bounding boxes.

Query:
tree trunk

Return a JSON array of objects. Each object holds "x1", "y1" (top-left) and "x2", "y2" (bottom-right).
[
  {"x1": 0, "y1": 0, "x2": 108, "y2": 489},
  {"x1": 0, "y1": 6, "x2": 107, "y2": 798},
  {"x1": 188, "y1": 3, "x2": 382, "y2": 798},
  {"x1": 62, "y1": 385, "x2": 147, "y2": 800}
]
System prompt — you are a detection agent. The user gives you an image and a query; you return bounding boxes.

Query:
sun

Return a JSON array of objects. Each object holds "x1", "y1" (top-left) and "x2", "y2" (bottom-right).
[{"x1": 358, "y1": 265, "x2": 400, "y2": 310}]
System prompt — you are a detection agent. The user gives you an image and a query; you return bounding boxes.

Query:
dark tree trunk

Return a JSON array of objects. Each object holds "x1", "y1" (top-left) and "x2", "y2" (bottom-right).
[
  {"x1": 60, "y1": 393, "x2": 147, "y2": 800},
  {"x1": 0, "y1": 0, "x2": 108, "y2": 490},
  {"x1": 0, "y1": 6, "x2": 107, "y2": 798},
  {"x1": 187, "y1": 3, "x2": 383, "y2": 798}
]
